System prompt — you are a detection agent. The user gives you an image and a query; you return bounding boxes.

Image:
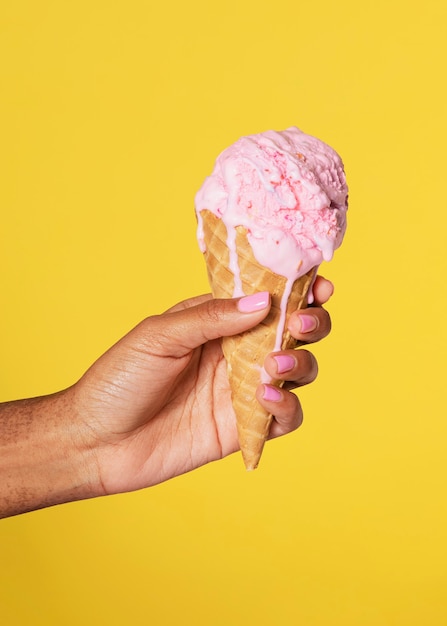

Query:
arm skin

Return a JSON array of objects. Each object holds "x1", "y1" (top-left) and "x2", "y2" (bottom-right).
[{"x1": 0, "y1": 277, "x2": 333, "y2": 519}]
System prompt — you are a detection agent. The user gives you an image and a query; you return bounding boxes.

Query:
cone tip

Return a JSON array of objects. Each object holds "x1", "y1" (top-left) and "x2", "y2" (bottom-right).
[
  {"x1": 242, "y1": 455, "x2": 260, "y2": 471},
  {"x1": 240, "y1": 443, "x2": 263, "y2": 471}
]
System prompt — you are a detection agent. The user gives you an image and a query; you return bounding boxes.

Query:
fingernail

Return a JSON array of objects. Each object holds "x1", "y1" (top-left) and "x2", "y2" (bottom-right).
[
  {"x1": 262, "y1": 384, "x2": 282, "y2": 402},
  {"x1": 299, "y1": 314, "x2": 317, "y2": 333},
  {"x1": 273, "y1": 354, "x2": 296, "y2": 374},
  {"x1": 237, "y1": 291, "x2": 270, "y2": 313}
]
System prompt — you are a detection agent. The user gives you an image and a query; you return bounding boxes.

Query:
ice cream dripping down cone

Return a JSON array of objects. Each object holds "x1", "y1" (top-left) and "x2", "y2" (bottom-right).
[
  {"x1": 195, "y1": 127, "x2": 348, "y2": 470},
  {"x1": 200, "y1": 209, "x2": 316, "y2": 470}
]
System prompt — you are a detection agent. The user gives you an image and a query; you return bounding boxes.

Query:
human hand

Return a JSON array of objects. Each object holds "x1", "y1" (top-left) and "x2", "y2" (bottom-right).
[{"x1": 73, "y1": 276, "x2": 333, "y2": 497}]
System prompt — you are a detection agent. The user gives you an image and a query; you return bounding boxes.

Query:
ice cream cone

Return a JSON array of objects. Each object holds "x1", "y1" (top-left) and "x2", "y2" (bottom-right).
[
  {"x1": 201, "y1": 209, "x2": 316, "y2": 470},
  {"x1": 195, "y1": 127, "x2": 348, "y2": 470}
]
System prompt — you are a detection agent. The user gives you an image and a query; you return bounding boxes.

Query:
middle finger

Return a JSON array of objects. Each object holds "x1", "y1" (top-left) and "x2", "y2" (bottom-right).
[
  {"x1": 264, "y1": 349, "x2": 319, "y2": 388},
  {"x1": 287, "y1": 307, "x2": 332, "y2": 344}
]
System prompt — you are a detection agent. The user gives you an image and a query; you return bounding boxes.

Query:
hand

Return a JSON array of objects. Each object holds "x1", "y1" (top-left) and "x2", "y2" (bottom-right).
[{"x1": 73, "y1": 276, "x2": 333, "y2": 496}]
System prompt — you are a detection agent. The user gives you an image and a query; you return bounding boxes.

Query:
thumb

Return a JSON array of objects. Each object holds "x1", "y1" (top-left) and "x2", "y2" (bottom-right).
[{"x1": 146, "y1": 291, "x2": 271, "y2": 358}]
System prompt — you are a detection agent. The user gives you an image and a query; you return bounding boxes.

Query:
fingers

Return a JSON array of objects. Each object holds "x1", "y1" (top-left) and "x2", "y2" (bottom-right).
[
  {"x1": 253, "y1": 275, "x2": 333, "y2": 444},
  {"x1": 140, "y1": 291, "x2": 272, "y2": 358},
  {"x1": 283, "y1": 275, "x2": 333, "y2": 344},
  {"x1": 311, "y1": 275, "x2": 334, "y2": 306},
  {"x1": 257, "y1": 346, "x2": 320, "y2": 439},
  {"x1": 264, "y1": 349, "x2": 319, "y2": 389},
  {"x1": 159, "y1": 276, "x2": 333, "y2": 357},
  {"x1": 287, "y1": 306, "x2": 332, "y2": 344},
  {"x1": 166, "y1": 275, "x2": 334, "y2": 314},
  {"x1": 256, "y1": 384, "x2": 303, "y2": 438}
]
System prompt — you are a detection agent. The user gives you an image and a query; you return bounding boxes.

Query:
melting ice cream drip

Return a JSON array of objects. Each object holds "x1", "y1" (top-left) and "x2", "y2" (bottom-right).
[{"x1": 225, "y1": 221, "x2": 244, "y2": 298}]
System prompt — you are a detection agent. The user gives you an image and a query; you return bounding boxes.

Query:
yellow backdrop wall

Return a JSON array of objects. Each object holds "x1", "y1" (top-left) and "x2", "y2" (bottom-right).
[{"x1": 1, "y1": 1, "x2": 446, "y2": 624}]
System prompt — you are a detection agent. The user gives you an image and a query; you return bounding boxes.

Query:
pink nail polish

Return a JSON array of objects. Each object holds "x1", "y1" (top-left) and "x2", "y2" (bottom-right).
[
  {"x1": 299, "y1": 314, "x2": 317, "y2": 333},
  {"x1": 274, "y1": 354, "x2": 296, "y2": 374},
  {"x1": 262, "y1": 384, "x2": 282, "y2": 402},
  {"x1": 237, "y1": 291, "x2": 270, "y2": 313}
]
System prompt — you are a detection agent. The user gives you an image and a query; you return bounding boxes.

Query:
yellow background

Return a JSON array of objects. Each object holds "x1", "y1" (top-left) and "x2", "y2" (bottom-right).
[{"x1": 1, "y1": 0, "x2": 446, "y2": 624}]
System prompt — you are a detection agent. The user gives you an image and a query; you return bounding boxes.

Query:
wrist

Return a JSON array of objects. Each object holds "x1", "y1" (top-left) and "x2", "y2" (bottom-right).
[{"x1": 0, "y1": 388, "x2": 102, "y2": 518}]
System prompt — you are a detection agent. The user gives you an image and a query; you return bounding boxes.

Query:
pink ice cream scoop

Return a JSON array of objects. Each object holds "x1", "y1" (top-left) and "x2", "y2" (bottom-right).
[{"x1": 195, "y1": 126, "x2": 348, "y2": 299}]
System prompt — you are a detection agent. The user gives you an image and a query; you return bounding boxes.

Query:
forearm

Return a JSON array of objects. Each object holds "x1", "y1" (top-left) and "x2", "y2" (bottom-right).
[{"x1": 0, "y1": 389, "x2": 100, "y2": 518}]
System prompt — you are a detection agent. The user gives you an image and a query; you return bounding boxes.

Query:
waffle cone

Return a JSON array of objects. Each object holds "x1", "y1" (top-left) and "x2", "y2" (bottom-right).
[{"x1": 200, "y1": 210, "x2": 316, "y2": 470}]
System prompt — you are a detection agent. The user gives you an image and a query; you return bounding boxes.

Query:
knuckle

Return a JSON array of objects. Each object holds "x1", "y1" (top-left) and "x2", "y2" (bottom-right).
[
  {"x1": 288, "y1": 393, "x2": 303, "y2": 431},
  {"x1": 136, "y1": 315, "x2": 170, "y2": 355},
  {"x1": 295, "y1": 405, "x2": 304, "y2": 430},
  {"x1": 321, "y1": 310, "x2": 332, "y2": 335},
  {"x1": 307, "y1": 308, "x2": 331, "y2": 340},
  {"x1": 297, "y1": 349, "x2": 319, "y2": 381},
  {"x1": 197, "y1": 298, "x2": 223, "y2": 326}
]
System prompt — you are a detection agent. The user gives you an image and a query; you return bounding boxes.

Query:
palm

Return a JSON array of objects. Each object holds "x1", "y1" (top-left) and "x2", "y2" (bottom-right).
[{"x1": 80, "y1": 335, "x2": 238, "y2": 495}]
